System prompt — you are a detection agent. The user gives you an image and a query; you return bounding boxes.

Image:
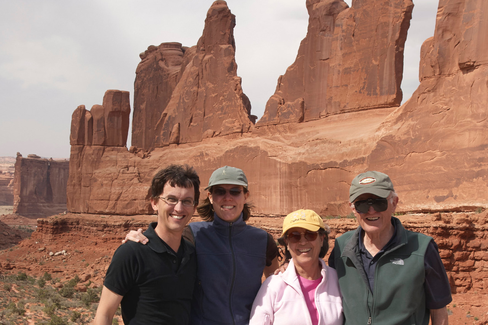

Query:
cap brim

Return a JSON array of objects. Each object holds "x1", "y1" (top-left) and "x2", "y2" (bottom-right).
[
  {"x1": 205, "y1": 180, "x2": 248, "y2": 190},
  {"x1": 282, "y1": 223, "x2": 322, "y2": 236},
  {"x1": 350, "y1": 188, "x2": 391, "y2": 202}
]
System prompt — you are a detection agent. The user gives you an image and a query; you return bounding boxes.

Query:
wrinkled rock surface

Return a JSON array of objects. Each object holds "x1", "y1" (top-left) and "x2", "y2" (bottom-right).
[
  {"x1": 67, "y1": 0, "x2": 488, "y2": 217},
  {"x1": 257, "y1": 0, "x2": 412, "y2": 126},
  {"x1": 13, "y1": 154, "x2": 69, "y2": 217},
  {"x1": 131, "y1": 1, "x2": 253, "y2": 150}
]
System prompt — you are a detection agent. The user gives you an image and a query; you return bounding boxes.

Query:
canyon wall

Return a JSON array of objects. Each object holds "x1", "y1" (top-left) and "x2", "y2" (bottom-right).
[
  {"x1": 0, "y1": 157, "x2": 15, "y2": 206},
  {"x1": 13, "y1": 154, "x2": 69, "y2": 217},
  {"x1": 67, "y1": 0, "x2": 488, "y2": 218},
  {"x1": 7, "y1": 212, "x2": 484, "y2": 294}
]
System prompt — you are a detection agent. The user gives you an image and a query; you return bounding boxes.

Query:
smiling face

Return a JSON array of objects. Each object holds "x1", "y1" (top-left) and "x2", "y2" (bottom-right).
[
  {"x1": 286, "y1": 227, "x2": 324, "y2": 267},
  {"x1": 208, "y1": 184, "x2": 249, "y2": 223},
  {"x1": 151, "y1": 183, "x2": 196, "y2": 237},
  {"x1": 351, "y1": 192, "x2": 398, "y2": 241}
]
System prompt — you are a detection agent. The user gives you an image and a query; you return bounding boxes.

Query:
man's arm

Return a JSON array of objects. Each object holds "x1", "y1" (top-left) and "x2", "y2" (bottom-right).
[
  {"x1": 430, "y1": 307, "x2": 449, "y2": 325},
  {"x1": 93, "y1": 286, "x2": 123, "y2": 325},
  {"x1": 263, "y1": 256, "x2": 279, "y2": 278}
]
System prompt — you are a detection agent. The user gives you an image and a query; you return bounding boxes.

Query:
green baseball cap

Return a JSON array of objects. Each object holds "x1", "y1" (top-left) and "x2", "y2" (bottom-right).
[
  {"x1": 349, "y1": 171, "x2": 394, "y2": 202},
  {"x1": 205, "y1": 166, "x2": 248, "y2": 190}
]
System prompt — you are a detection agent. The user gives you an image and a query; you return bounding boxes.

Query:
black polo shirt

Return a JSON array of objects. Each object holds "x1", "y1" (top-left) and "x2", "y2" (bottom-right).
[{"x1": 104, "y1": 222, "x2": 196, "y2": 324}]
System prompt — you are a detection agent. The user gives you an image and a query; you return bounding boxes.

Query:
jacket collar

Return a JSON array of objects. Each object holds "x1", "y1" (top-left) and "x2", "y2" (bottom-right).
[
  {"x1": 145, "y1": 222, "x2": 195, "y2": 258},
  {"x1": 342, "y1": 216, "x2": 408, "y2": 258},
  {"x1": 282, "y1": 258, "x2": 328, "y2": 293},
  {"x1": 212, "y1": 212, "x2": 247, "y2": 236}
]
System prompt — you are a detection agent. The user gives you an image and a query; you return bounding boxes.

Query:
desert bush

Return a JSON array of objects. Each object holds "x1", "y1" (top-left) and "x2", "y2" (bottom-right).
[
  {"x1": 48, "y1": 314, "x2": 68, "y2": 325},
  {"x1": 7, "y1": 301, "x2": 26, "y2": 316},
  {"x1": 70, "y1": 310, "x2": 81, "y2": 322},
  {"x1": 81, "y1": 287, "x2": 100, "y2": 307},
  {"x1": 43, "y1": 302, "x2": 57, "y2": 317},
  {"x1": 3, "y1": 283, "x2": 11, "y2": 291},
  {"x1": 59, "y1": 285, "x2": 74, "y2": 298},
  {"x1": 16, "y1": 272, "x2": 27, "y2": 281},
  {"x1": 42, "y1": 271, "x2": 52, "y2": 281},
  {"x1": 38, "y1": 278, "x2": 46, "y2": 288},
  {"x1": 65, "y1": 275, "x2": 80, "y2": 289},
  {"x1": 36, "y1": 287, "x2": 56, "y2": 301}
]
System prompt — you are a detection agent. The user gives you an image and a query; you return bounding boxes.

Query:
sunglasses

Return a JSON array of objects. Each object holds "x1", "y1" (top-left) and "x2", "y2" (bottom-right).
[
  {"x1": 286, "y1": 230, "x2": 319, "y2": 243},
  {"x1": 354, "y1": 198, "x2": 388, "y2": 214},
  {"x1": 211, "y1": 187, "x2": 243, "y2": 197}
]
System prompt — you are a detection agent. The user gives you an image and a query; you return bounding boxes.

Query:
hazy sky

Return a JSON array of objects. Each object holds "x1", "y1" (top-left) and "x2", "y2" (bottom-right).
[{"x1": 0, "y1": 0, "x2": 439, "y2": 159}]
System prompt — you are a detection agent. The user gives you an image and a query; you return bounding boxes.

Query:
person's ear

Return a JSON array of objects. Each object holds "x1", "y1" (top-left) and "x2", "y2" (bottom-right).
[{"x1": 150, "y1": 197, "x2": 159, "y2": 212}]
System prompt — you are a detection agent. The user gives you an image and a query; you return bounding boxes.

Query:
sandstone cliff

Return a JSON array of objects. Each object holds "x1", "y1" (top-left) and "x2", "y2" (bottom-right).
[
  {"x1": 67, "y1": 0, "x2": 488, "y2": 218},
  {"x1": 257, "y1": 0, "x2": 412, "y2": 126},
  {"x1": 13, "y1": 154, "x2": 69, "y2": 217},
  {"x1": 131, "y1": 1, "x2": 253, "y2": 150}
]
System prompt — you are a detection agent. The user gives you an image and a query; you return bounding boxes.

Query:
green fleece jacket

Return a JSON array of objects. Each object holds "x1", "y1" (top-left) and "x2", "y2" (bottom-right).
[{"x1": 330, "y1": 217, "x2": 432, "y2": 325}]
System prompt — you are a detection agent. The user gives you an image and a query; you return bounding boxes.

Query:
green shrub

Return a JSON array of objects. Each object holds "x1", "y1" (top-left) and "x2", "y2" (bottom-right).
[
  {"x1": 59, "y1": 285, "x2": 74, "y2": 298},
  {"x1": 70, "y1": 310, "x2": 81, "y2": 322},
  {"x1": 38, "y1": 278, "x2": 46, "y2": 288},
  {"x1": 48, "y1": 314, "x2": 68, "y2": 325},
  {"x1": 16, "y1": 272, "x2": 27, "y2": 281},
  {"x1": 81, "y1": 287, "x2": 100, "y2": 307},
  {"x1": 8, "y1": 301, "x2": 26, "y2": 316},
  {"x1": 66, "y1": 275, "x2": 80, "y2": 288},
  {"x1": 43, "y1": 303, "x2": 57, "y2": 317},
  {"x1": 42, "y1": 271, "x2": 52, "y2": 281},
  {"x1": 3, "y1": 283, "x2": 11, "y2": 292}
]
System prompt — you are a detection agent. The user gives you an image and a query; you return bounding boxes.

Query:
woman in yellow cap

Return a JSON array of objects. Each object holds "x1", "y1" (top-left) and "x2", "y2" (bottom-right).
[{"x1": 250, "y1": 209, "x2": 343, "y2": 325}]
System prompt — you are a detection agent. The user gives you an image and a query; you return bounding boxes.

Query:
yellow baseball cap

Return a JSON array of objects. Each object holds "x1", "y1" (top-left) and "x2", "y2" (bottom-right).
[{"x1": 282, "y1": 209, "x2": 325, "y2": 236}]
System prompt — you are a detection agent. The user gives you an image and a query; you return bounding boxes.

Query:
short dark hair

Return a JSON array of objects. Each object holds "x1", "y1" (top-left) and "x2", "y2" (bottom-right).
[
  {"x1": 277, "y1": 228, "x2": 329, "y2": 260},
  {"x1": 196, "y1": 186, "x2": 252, "y2": 221},
  {"x1": 151, "y1": 165, "x2": 200, "y2": 204}
]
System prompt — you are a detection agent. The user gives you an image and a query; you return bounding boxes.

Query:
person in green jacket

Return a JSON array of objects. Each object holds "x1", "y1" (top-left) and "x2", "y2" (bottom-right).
[{"x1": 329, "y1": 171, "x2": 452, "y2": 325}]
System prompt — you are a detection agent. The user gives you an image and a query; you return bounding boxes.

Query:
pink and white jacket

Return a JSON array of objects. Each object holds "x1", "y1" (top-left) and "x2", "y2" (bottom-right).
[{"x1": 250, "y1": 258, "x2": 343, "y2": 325}]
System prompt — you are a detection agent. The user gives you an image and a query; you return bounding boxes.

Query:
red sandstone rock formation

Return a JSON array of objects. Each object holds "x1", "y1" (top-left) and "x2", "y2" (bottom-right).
[
  {"x1": 13, "y1": 153, "x2": 69, "y2": 217},
  {"x1": 131, "y1": 1, "x2": 253, "y2": 150},
  {"x1": 257, "y1": 0, "x2": 413, "y2": 126},
  {"x1": 67, "y1": 0, "x2": 488, "y2": 218},
  {"x1": 70, "y1": 90, "x2": 131, "y2": 147},
  {"x1": 367, "y1": 0, "x2": 488, "y2": 212},
  {"x1": 131, "y1": 42, "x2": 187, "y2": 151}
]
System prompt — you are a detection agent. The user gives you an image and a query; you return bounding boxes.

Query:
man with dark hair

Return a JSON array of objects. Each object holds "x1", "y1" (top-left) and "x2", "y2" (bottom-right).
[
  {"x1": 94, "y1": 164, "x2": 200, "y2": 325},
  {"x1": 329, "y1": 171, "x2": 452, "y2": 325}
]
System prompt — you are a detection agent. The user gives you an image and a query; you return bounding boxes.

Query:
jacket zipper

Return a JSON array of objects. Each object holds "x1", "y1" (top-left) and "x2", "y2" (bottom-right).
[{"x1": 228, "y1": 222, "x2": 236, "y2": 325}]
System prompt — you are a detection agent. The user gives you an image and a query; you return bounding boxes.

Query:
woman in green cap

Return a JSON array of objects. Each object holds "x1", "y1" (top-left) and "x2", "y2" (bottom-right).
[{"x1": 125, "y1": 166, "x2": 280, "y2": 325}]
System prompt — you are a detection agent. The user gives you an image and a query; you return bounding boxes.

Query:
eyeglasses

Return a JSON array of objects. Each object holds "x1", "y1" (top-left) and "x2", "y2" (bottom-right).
[
  {"x1": 211, "y1": 187, "x2": 243, "y2": 197},
  {"x1": 286, "y1": 230, "x2": 319, "y2": 243},
  {"x1": 158, "y1": 196, "x2": 196, "y2": 208},
  {"x1": 354, "y1": 198, "x2": 388, "y2": 214}
]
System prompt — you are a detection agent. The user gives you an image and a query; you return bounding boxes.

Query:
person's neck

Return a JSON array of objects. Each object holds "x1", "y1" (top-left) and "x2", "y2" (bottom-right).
[
  {"x1": 362, "y1": 223, "x2": 395, "y2": 257},
  {"x1": 294, "y1": 260, "x2": 322, "y2": 280},
  {"x1": 154, "y1": 225, "x2": 182, "y2": 252}
]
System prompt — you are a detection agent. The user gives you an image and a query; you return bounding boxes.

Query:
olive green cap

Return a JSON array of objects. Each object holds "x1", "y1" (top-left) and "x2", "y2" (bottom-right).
[{"x1": 205, "y1": 166, "x2": 248, "y2": 190}]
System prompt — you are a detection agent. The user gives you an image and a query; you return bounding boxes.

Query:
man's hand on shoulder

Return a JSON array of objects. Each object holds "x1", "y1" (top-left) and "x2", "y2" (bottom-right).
[
  {"x1": 273, "y1": 262, "x2": 288, "y2": 275},
  {"x1": 122, "y1": 228, "x2": 148, "y2": 245}
]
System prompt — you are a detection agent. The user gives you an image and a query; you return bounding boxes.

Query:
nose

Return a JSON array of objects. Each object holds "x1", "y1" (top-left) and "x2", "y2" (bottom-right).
[
  {"x1": 174, "y1": 200, "x2": 185, "y2": 211},
  {"x1": 367, "y1": 205, "x2": 376, "y2": 214},
  {"x1": 298, "y1": 233, "x2": 308, "y2": 244},
  {"x1": 223, "y1": 191, "x2": 233, "y2": 200}
]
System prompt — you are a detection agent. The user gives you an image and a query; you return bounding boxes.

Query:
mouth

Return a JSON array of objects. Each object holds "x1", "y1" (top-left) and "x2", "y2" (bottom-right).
[
  {"x1": 171, "y1": 214, "x2": 186, "y2": 220},
  {"x1": 297, "y1": 248, "x2": 312, "y2": 253},
  {"x1": 366, "y1": 217, "x2": 379, "y2": 221},
  {"x1": 221, "y1": 205, "x2": 235, "y2": 210}
]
